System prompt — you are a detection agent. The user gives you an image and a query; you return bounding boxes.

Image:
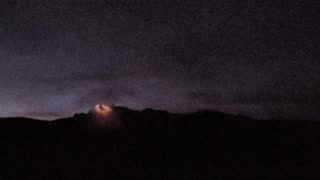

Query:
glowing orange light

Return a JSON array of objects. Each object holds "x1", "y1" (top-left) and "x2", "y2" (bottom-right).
[
  {"x1": 91, "y1": 104, "x2": 114, "y2": 126},
  {"x1": 93, "y1": 104, "x2": 112, "y2": 117}
]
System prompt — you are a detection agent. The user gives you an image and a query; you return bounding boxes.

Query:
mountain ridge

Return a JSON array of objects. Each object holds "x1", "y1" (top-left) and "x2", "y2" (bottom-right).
[{"x1": 1, "y1": 106, "x2": 320, "y2": 179}]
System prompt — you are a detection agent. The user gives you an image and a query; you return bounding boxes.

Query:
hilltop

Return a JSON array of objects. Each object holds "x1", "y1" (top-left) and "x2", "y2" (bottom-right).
[{"x1": 1, "y1": 106, "x2": 320, "y2": 179}]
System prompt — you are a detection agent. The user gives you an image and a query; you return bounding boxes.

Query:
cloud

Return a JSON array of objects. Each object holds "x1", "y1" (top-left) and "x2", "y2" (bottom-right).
[
  {"x1": 0, "y1": 0, "x2": 319, "y2": 120},
  {"x1": 76, "y1": 86, "x2": 137, "y2": 108},
  {"x1": 184, "y1": 91, "x2": 224, "y2": 105},
  {"x1": 233, "y1": 90, "x2": 320, "y2": 106},
  {"x1": 184, "y1": 89, "x2": 320, "y2": 119},
  {"x1": 16, "y1": 111, "x2": 67, "y2": 120}
]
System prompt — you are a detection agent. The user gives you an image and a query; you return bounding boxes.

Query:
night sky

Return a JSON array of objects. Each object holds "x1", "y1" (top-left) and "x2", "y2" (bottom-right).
[{"x1": 0, "y1": 0, "x2": 319, "y2": 120}]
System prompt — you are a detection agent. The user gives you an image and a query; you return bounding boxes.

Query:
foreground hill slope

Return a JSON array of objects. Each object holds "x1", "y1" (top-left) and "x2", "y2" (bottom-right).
[{"x1": 1, "y1": 107, "x2": 320, "y2": 179}]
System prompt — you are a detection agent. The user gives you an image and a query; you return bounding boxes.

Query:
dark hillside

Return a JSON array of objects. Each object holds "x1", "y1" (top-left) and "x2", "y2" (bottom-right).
[{"x1": 1, "y1": 107, "x2": 320, "y2": 179}]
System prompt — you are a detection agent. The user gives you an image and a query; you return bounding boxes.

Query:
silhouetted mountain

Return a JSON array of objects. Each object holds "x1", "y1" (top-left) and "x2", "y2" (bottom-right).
[{"x1": 1, "y1": 106, "x2": 320, "y2": 179}]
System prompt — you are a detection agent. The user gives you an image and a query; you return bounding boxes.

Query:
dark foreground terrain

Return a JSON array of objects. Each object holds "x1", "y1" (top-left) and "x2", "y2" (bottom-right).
[{"x1": 1, "y1": 107, "x2": 320, "y2": 179}]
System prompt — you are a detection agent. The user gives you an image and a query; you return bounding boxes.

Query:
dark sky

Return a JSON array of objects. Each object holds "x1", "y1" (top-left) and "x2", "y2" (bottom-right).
[{"x1": 0, "y1": 0, "x2": 319, "y2": 120}]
